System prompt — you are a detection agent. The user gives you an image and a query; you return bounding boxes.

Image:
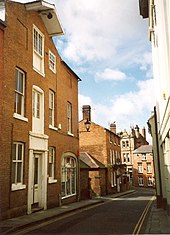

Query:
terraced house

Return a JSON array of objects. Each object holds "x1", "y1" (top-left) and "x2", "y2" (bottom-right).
[{"x1": 0, "y1": 0, "x2": 80, "y2": 220}]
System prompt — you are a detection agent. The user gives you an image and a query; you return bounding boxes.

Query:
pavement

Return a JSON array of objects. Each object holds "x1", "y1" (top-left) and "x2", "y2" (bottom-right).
[{"x1": 0, "y1": 189, "x2": 170, "y2": 234}]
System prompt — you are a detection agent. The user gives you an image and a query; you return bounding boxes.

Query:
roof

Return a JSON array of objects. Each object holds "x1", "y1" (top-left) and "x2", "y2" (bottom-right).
[
  {"x1": 61, "y1": 60, "x2": 82, "y2": 81},
  {"x1": 134, "y1": 145, "x2": 152, "y2": 154},
  {"x1": 79, "y1": 152, "x2": 105, "y2": 169},
  {"x1": 25, "y1": 0, "x2": 64, "y2": 36}
]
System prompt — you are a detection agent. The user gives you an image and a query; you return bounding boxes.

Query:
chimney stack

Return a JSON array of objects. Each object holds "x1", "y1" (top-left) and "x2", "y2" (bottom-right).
[
  {"x1": 142, "y1": 127, "x2": 146, "y2": 139},
  {"x1": 110, "y1": 122, "x2": 116, "y2": 134},
  {"x1": 134, "y1": 125, "x2": 139, "y2": 138},
  {"x1": 82, "y1": 105, "x2": 91, "y2": 121}
]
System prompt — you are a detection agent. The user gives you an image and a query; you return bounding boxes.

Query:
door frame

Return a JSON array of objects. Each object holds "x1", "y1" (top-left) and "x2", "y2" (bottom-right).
[{"x1": 27, "y1": 147, "x2": 48, "y2": 214}]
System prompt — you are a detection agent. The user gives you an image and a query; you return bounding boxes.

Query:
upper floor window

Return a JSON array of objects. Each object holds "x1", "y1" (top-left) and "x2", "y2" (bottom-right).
[
  {"x1": 138, "y1": 163, "x2": 143, "y2": 173},
  {"x1": 49, "y1": 50, "x2": 56, "y2": 73},
  {"x1": 147, "y1": 163, "x2": 152, "y2": 173},
  {"x1": 49, "y1": 90, "x2": 54, "y2": 126},
  {"x1": 142, "y1": 153, "x2": 147, "y2": 161},
  {"x1": 67, "y1": 102, "x2": 72, "y2": 134},
  {"x1": 122, "y1": 141, "x2": 125, "y2": 148},
  {"x1": 14, "y1": 68, "x2": 25, "y2": 116},
  {"x1": 12, "y1": 142, "x2": 26, "y2": 190},
  {"x1": 33, "y1": 25, "x2": 44, "y2": 75}
]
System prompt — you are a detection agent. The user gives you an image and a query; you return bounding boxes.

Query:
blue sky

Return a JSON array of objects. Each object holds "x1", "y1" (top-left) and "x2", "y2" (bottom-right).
[{"x1": 18, "y1": 0, "x2": 155, "y2": 142}]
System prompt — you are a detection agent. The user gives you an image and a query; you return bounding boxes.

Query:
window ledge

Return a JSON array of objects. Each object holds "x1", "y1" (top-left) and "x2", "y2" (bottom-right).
[
  {"x1": 68, "y1": 132, "x2": 74, "y2": 137},
  {"x1": 48, "y1": 178, "x2": 57, "y2": 184},
  {"x1": 12, "y1": 184, "x2": 26, "y2": 191},
  {"x1": 49, "y1": 125, "x2": 58, "y2": 131},
  {"x1": 13, "y1": 113, "x2": 28, "y2": 122},
  {"x1": 61, "y1": 193, "x2": 76, "y2": 199},
  {"x1": 33, "y1": 66, "x2": 45, "y2": 77}
]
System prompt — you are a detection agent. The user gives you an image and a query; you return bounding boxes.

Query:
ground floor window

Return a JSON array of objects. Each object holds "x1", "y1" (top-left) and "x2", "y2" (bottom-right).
[
  {"x1": 138, "y1": 176, "x2": 144, "y2": 186},
  {"x1": 61, "y1": 156, "x2": 76, "y2": 197},
  {"x1": 148, "y1": 177, "x2": 153, "y2": 186}
]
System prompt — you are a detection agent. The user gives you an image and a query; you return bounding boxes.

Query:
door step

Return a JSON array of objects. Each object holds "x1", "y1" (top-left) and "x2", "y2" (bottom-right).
[{"x1": 31, "y1": 207, "x2": 43, "y2": 213}]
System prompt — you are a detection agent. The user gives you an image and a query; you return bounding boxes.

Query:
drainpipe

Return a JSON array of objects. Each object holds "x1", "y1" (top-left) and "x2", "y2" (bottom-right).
[{"x1": 154, "y1": 106, "x2": 163, "y2": 206}]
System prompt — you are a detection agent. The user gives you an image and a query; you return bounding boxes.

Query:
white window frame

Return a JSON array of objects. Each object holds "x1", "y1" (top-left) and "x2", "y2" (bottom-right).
[
  {"x1": 147, "y1": 163, "x2": 152, "y2": 173},
  {"x1": 127, "y1": 153, "x2": 130, "y2": 163},
  {"x1": 142, "y1": 153, "x2": 147, "y2": 161},
  {"x1": 123, "y1": 153, "x2": 126, "y2": 163},
  {"x1": 49, "y1": 90, "x2": 54, "y2": 126},
  {"x1": 12, "y1": 142, "x2": 26, "y2": 191},
  {"x1": 138, "y1": 177, "x2": 144, "y2": 186},
  {"x1": 14, "y1": 68, "x2": 25, "y2": 117},
  {"x1": 148, "y1": 177, "x2": 153, "y2": 186},
  {"x1": 67, "y1": 102, "x2": 72, "y2": 135},
  {"x1": 49, "y1": 50, "x2": 56, "y2": 73},
  {"x1": 33, "y1": 25, "x2": 44, "y2": 76},
  {"x1": 48, "y1": 147, "x2": 57, "y2": 183},
  {"x1": 111, "y1": 171, "x2": 116, "y2": 187},
  {"x1": 61, "y1": 156, "x2": 77, "y2": 198},
  {"x1": 138, "y1": 163, "x2": 143, "y2": 173}
]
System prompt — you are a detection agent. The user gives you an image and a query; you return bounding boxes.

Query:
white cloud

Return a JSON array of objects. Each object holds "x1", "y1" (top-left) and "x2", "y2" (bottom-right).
[
  {"x1": 95, "y1": 68, "x2": 127, "y2": 82},
  {"x1": 79, "y1": 79, "x2": 155, "y2": 141},
  {"x1": 55, "y1": 0, "x2": 149, "y2": 66}
]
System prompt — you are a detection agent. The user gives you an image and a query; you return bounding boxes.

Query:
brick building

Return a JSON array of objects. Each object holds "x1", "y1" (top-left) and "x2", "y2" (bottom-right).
[
  {"x1": 133, "y1": 145, "x2": 154, "y2": 188},
  {"x1": 79, "y1": 105, "x2": 128, "y2": 197},
  {"x1": 118, "y1": 125, "x2": 148, "y2": 185},
  {"x1": 0, "y1": 0, "x2": 80, "y2": 220}
]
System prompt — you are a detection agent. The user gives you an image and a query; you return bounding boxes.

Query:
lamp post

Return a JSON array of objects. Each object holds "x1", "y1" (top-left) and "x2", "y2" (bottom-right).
[{"x1": 84, "y1": 119, "x2": 91, "y2": 132}]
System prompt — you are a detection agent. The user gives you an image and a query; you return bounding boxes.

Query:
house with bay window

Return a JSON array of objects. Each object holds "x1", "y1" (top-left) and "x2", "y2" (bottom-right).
[{"x1": 0, "y1": 0, "x2": 80, "y2": 220}]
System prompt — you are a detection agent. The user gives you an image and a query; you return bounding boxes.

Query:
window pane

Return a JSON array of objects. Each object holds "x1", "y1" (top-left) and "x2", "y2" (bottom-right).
[
  {"x1": 17, "y1": 162, "x2": 22, "y2": 183},
  {"x1": 18, "y1": 144, "x2": 23, "y2": 160},
  {"x1": 12, "y1": 162, "x2": 16, "y2": 183},
  {"x1": 12, "y1": 144, "x2": 16, "y2": 160}
]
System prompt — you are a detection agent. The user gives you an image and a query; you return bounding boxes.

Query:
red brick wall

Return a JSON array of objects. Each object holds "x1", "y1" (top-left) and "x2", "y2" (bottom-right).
[
  {"x1": 0, "y1": 2, "x2": 79, "y2": 219},
  {"x1": 133, "y1": 153, "x2": 155, "y2": 187}
]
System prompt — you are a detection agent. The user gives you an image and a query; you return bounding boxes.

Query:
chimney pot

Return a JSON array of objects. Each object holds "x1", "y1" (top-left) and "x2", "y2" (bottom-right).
[{"x1": 82, "y1": 105, "x2": 91, "y2": 121}]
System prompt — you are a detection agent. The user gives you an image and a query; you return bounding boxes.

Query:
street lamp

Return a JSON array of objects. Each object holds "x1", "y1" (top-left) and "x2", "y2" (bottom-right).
[{"x1": 84, "y1": 118, "x2": 91, "y2": 132}]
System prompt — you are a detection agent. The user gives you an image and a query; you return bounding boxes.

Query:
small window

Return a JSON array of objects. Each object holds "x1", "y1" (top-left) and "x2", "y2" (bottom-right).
[
  {"x1": 14, "y1": 68, "x2": 25, "y2": 116},
  {"x1": 138, "y1": 177, "x2": 144, "y2": 186},
  {"x1": 49, "y1": 147, "x2": 56, "y2": 182},
  {"x1": 67, "y1": 102, "x2": 72, "y2": 134},
  {"x1": 142, "y1": 153, "x2": 147, "y2": 161},
  {"x1": 148, "y1": 177, "x2": 153, "y2": 186},
  {"x1": 49, "y1": 50, "x2": 56, "y2": 73},
  {"x1": 12, "y1": 142, "x2": 25, "y2": 190},
  {"x1": 147, "y1": 163, "x2": 152, "y2": 173},
  {"x1": 122, "y1": 141, "x2": 125, "y2": 148},
  {"x1": 138, "y1": 163, "x2": 143, "y2": 173},
  {"x1": 49, "y1": 90, "x2": 54, "y2": 126}
]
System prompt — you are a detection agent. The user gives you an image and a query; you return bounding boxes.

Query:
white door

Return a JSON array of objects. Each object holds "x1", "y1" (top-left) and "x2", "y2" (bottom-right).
[
  {"x1": 32, "y1": 153, "x2": 42, "y2": 206},
  {"x1": 32, "y1": 89, "x2": 44, "y2": 134}
]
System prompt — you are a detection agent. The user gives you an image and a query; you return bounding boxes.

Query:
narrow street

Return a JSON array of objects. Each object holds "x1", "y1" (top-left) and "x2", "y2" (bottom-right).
[{"x1": 20, "y1": 188, "x2": 155, "y2": 235}]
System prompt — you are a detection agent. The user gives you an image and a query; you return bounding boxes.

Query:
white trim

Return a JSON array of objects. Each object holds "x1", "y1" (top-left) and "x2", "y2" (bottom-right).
[
  {"x1": 13, "y1": 113, "x2": 28, "y2": 122},
  {"x1": 68, "y1": 132, "x2": 74, "y2": 137},
  {"x1": 49, "y1": 125, "x2": 58, "y2": 131},
  {"x1": 48, "y1": 178, "x2": 57, "y2": 184},
  {"x1": 12, "y1": 184, "x2": 26, "y2": 191}
]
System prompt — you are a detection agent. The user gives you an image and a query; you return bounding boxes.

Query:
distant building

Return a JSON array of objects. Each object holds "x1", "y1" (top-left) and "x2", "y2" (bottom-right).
[
  {"x1": 79, "y1": 105, "x2": 129, "y2": 198},
  {"x1": 133, "y1": 145, "x2": 154, "y2": 188},
  {"x1": 0, "y1": 0, "x2": 80, "y2": 220},
  {"x1": 118, "y1": 126, "x2": 148, "y2": 184}
]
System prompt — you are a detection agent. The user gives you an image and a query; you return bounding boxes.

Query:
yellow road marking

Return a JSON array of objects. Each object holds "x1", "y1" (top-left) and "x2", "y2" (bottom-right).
[{"x1": 132, "y1": 195, "x2": 155, "y2": 235}]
